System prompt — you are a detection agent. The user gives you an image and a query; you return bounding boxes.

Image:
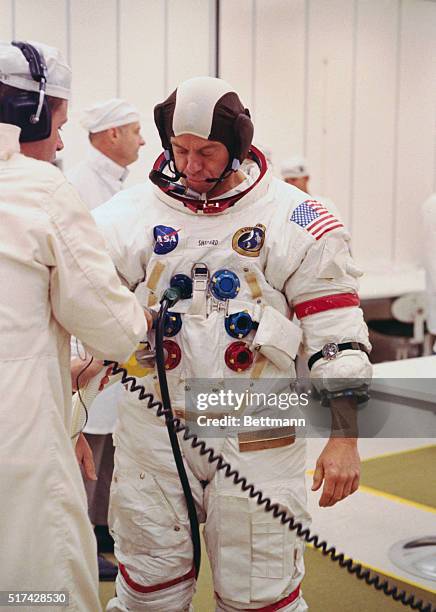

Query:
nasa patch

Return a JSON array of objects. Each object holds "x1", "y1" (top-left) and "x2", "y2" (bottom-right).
[
  {"x1": 232, "y1": 223, "x2": 266, "y2": 257},
  {"x1": 153, "y1": 225, "x2": 180, "y2": 255}
]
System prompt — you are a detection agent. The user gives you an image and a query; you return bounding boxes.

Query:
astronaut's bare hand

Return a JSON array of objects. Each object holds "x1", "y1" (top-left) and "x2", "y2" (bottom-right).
[
  {"x1": 311, "y1": 438, "x2": 360, "y2": 507},
  {"x1": 75, "y1": 433, "x2": 97, "y2": 481},
  {"x1": 71, "y1": 357, "x2": 105, "y2": 391}
]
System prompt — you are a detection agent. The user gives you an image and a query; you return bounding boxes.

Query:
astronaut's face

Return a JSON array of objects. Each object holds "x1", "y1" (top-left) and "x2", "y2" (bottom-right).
[{"x1": 171, "y1": 133, "x2": 230, "y2": 194}]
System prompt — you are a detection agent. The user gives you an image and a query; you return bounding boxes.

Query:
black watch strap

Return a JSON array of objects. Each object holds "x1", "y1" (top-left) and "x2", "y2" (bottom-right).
[{"x1": 308, "y1": 342, "x2": 368, "y2": 371}]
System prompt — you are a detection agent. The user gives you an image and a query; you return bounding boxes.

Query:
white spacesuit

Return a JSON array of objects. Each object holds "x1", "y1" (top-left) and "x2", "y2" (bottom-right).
[{"x1": 93, "y1": 77, "x2": 372, "y2": 612}]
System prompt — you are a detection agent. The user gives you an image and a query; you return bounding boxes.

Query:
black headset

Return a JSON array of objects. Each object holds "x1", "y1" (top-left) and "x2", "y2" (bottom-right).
[{"x1": 1, "y1": 41, "x2": 51, "y2": 142}]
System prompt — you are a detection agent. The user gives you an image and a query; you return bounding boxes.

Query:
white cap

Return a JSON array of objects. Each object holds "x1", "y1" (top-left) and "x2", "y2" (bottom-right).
[
  {"x1": 80, "y1": 98, "x2": 141, "y2": 133},
  {"x1": 0, "y1": 40, "x2": 71, "y2": 99},
  {"x1": 280, "y1": 156, "x2": 309, "y2": 179}
]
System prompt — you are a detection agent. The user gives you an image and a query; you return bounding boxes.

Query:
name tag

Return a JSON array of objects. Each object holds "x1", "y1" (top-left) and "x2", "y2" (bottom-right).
[{"x1": 188, "y1": 237, "x2": 221, "y2": 248}]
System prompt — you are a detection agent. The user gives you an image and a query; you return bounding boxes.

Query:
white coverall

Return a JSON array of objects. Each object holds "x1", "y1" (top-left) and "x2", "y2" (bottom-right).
[
  {"x1": 421, "y1": 193, "x2": 436, "y2": 336},
  {"x1": 0, "y1": 124, "x2": 146, "y2": 612},
  {"x1": 93, "y1": 158, "x2": 371, "y2": 612},
  {"x1": 67, "y1": 145, "x2": 128, "y2": 212}
]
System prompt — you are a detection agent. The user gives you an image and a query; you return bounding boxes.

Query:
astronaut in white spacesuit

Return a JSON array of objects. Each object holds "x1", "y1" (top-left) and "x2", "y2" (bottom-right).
[{"x1": 93, "y1": 77, "x2": 372, "y2": 612}]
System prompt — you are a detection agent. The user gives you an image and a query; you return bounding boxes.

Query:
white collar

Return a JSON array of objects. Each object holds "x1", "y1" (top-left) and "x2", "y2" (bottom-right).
[
  {"x1": 88, "y1": 145, "x2": 129, "y2": 182},
  {"x1": 215, "y1": 171, "x2": 255, "y2": 198},
  {"x1": 0, "y1": 124, "x2": 21, "y2": 160}
]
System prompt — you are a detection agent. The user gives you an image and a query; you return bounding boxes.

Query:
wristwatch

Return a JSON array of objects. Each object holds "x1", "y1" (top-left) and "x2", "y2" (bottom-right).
[
  {"x1": 308, "y1": 342, "x2": 368, "y2": 371},
  {"x1": 320, "y1": 386, "x2": 370, "y2": 406}
]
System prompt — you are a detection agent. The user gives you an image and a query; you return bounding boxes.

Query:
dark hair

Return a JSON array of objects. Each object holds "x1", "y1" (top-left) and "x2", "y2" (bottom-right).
[{"x1": 0, "y1": 83, "x2": 63, "y2": 114}]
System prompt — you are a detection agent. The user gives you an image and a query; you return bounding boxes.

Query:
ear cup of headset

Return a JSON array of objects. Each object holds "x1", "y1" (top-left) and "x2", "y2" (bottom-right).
[
  {"x1": 233, "y1": 110, "x2": 254, "y2": 162},
  {"x1": 154, "y1": 98, "x2": 175, "y2": 153},
  {"x1": 1, "y1": 91, "x2": 51, "y2": 143}
]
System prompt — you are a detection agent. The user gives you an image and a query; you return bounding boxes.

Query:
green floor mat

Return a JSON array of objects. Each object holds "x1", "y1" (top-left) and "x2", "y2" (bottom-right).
[
  {"x1": 360, "y1": 446, "x2": 436, "y2": 508},
  {"x1": 302, "y1": 547, "x2": 436, "y2": 612},
  {"x1": 99, "y1": 580, "x2": 115, "y2": 610}
]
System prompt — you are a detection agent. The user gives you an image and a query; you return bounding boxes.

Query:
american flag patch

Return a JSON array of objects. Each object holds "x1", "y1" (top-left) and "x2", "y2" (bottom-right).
[{"x1": 290, "y1": 200, "x2": 343, "y2": 240}]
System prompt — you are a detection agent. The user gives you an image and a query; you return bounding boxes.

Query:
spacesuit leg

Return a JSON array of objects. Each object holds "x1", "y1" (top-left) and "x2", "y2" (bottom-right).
[
  {"x1": 106, "y1": 573, "x2": 195, "y2": 612},
  {"x1": 203, "y1": 436, "x2": 310, "y2": 611},
  {"x1": 106, "y1": 447, "x2": 203, "y2": 612},
  {"x1": 214, "y1": 593, "x2": 308, "y2": 612}
]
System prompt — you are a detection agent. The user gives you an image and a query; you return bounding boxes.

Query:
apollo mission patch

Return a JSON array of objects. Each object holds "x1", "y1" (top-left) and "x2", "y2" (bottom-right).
[{"x1": 232, "y1": 224, "x2": 266, "y2": 257}]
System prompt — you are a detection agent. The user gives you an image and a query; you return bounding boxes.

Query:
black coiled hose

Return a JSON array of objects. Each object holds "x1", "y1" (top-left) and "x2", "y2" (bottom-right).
[
  {"x1": 155, "y1": 296, "x2": 202, "y2": 578},
  {"x1": 104, "y1": 297, "x2": 436, "y2": 611}
]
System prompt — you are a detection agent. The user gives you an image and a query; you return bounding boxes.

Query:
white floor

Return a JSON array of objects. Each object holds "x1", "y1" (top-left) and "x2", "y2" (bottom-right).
[
  {"x1": 307, "y1": 436, "x2": 436, "y2": 464},
  {"x1": 305, "y1": 436, "x2": 436, "y2": 595}
]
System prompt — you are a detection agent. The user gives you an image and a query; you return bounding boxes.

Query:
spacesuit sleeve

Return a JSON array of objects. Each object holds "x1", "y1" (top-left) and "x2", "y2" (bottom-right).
[
  {"x1": 46, "y1": 180, "x2": 147, "y2": 361},
  {"x1": 283, "y1": 224, "x2": 372, "y2": 389},
  {"x1": 91, "y1": 190, "x2": 148, "y2": 290}
]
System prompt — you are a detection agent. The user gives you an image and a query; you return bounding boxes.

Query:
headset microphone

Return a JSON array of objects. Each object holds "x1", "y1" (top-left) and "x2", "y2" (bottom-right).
[
  {"x1": 150, "y1": 166, "x2": 228, "y2": 189},
  {"x1": 148, "y1": 169, "x2": 183, "y2": 187},
  {"x1": 149, "y1": 169, "x2": 200, "y2": 199},
  {"x1": 149, "y1": 158, "x2": 240, "y2": 192}
]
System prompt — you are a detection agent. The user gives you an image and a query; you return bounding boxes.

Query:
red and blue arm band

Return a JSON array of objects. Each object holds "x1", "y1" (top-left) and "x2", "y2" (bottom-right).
[{"x1": 294, "y1": 292, "x2": 360, "y2": 320}]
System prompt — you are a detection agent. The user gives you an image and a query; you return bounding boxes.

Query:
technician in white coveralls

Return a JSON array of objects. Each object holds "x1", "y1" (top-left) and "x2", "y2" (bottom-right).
[
  {"x1": 93, "y1": 77, "x2": 372, "y2": 611},
  {"x1": 0, "y1": 40, "x2": 147, "y2": 611},
  {"x1": 67, "y1": 99, "x2": 145, "y2": 578},
  {"x1": 280, "y1": 156, "x2": 342, "y2": 221},
  {"x1": 67, "y1": 98, "x2": 145, "y2": 209},
  {"x1": 421, "y1": 193, "x2": 436, "y2": 348}
]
